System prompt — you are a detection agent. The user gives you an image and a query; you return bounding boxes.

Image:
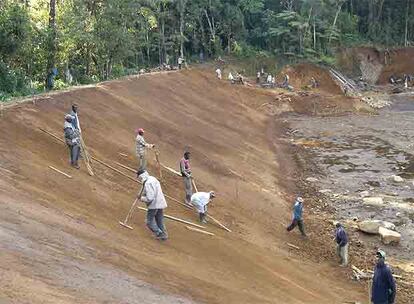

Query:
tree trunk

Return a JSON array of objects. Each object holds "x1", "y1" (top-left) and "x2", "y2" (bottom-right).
[
  {"x1": 405, "y1": 0, "x2": 409, "y2": 46},
  {"x1": 313, "y1": 19, "x2": 316, "y2": 49},
  {"x1": 204, "y1": 9, "x2": 215, "y2": 42},
  {"x1": 46, "y1": 0, "x2": 57, "y2": 85},
  {"x1": 179, "y1": 0, "x2": 187, "y2": 59},
  {"x1": 328, "y1": 0, "x2": 344, "y2": 44}
]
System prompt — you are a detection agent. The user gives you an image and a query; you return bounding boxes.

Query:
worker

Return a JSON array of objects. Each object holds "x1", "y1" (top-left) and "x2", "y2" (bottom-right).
[
  {"x1": 216, "y1": 68, "x2": 222, "y2": 80},
  {"x1": 267, "y1": 74, "x2": 272, "y2": 84},
  {"x1": 256, "y1": 71, "x2": 261, "y2": 84},
  {"x1": 179, "y1": 151, "x2": 193, "y2": 205},
  {"x1": 136, "y1": 128, "x2": 155, "y2": 171},
  {"x1": 236, "y1": 73, "x2": 244, "y2": 85},
  {"x1": 271, "y1": 76, "x2": 276, "y2": 87},
  {"x1": 178, "y1": 56, "x2": 184, "y2": 69},
  {"x1": 286, "y1": 196, "x2": 306, "y2": 237},
  {"x1": 228, "y1": 72, "x2": 234, "y2": 83},
  {"x1": 190, "y1": 191, "x2": 216, "y2": 224},
  {"x1": 282, "y1": 74, "x2": 290, "y2": 87},
  {"x1": 371, "y1": 250, "x2": 396, "y2": 304},
  {"x1": 63, "y1": 114, "x2": 81, "y2": 169},
  {"x1": 334, "y1": 222, "x2": 348, "y2": 267},
  {"x1": 310, "y1": 77, "x2": 319, "y2": 88},
  {"x1": 137, "y1": 170, "x2": 168, "y2": 241},
  {"x1": 70, "y1": 103, "x2": 81, "y2": 133}
]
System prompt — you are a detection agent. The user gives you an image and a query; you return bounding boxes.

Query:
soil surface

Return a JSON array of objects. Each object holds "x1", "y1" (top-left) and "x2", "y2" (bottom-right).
[{"x1": 0, "y1": 68, "x2": 368, "y2": 303}]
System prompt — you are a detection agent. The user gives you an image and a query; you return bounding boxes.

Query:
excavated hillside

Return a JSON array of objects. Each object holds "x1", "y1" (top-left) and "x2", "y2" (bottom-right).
[{"x1": 0, "y1": 68, "x2": 365, "y2": 303}]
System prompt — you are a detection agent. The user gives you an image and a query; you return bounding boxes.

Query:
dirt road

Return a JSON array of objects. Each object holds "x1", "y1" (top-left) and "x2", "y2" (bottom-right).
[{"x1": 0, "y1": 68, "x2": 365, "y2": 303}]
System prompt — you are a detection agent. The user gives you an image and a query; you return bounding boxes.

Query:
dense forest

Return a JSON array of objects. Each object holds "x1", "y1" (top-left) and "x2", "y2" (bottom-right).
[{"x1": 0, "y1": 0, "x2": 413, "y2": 99}]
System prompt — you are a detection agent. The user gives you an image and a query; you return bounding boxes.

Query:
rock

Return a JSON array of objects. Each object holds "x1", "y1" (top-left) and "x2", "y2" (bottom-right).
[
  {"x1": 306, "y1": 177, "x2": 318, "y2": 182},
  {"x1": 319, "y1": 189, "x2": 332, "y2": 194},
  {"x1": 379, "y1": 227, "x2": 401, "y2": 245},
  {"x1": 359, "y1": 190, "x2": 370, "y2": 198},
  {"x1": 363, "y1": 197, "x2": 384, "y2": 205},
  {"x1": 358, "y1": 220, "x2": 396, "y2": 234},
  {"x1": 391, "y1": 175, "x2": 404, "y2": 183}
]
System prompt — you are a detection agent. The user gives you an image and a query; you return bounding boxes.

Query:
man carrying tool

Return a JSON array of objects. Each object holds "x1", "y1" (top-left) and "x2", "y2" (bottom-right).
[
  {"x1": 137, "y1": 169, "x2": 168, "y2": 240},
  {"x1": 190, "y1": 191, "x2": 216, "y2": 224},
  {"x1": 63, "y1": 114, "x2": 81, "y2": 169},
  {"x1": 70, "y1": 103, "x2": 81, "y2": 132},
  {"x1": 371, "y1": 250, "x2": 396, "y2": 304},
  {"x1": 179, "y1": 151, "x2": 193, "y2": 205},
  {"x1": 334, "y1": 222, "x2": 348, "y2": 267},
  {"x1": 136, "y1": 128, "x2": 155, "y2": 171},
  {"x1": 286, "y1": 196, "x2": 307, "y2": 238}
]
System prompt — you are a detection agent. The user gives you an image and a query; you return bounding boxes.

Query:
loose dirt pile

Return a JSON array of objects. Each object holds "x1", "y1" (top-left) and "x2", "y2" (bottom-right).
[
  {"x1": 281, "y1": 63, "x2": 343, "y2": 95},
  {"x1": 0, "y1": 68, "x2": 366, "y2": 303}
]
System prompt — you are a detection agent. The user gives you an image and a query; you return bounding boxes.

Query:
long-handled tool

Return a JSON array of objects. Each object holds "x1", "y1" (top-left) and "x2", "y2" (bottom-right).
[
  {"x1": 80, "y1": 135, "x2": 94, "y2": 176},
  {"x1": 154, "y1": 149, "x2": 163, "y2": 179},
  {"x1": 119, "y1": 184, "x2": 144, "y2": 230}
]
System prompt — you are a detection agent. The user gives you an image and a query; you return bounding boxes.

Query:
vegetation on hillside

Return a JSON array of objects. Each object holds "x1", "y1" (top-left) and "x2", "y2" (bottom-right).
[{"x1": 0, "y1": 0, "x2": 413, "y2": 99}]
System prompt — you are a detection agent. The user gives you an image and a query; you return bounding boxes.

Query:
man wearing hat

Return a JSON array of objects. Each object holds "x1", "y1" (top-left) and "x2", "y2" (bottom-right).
[
  {"x1": 286, "y1": 196, "x2": 307, "y2": 237},
  {"x1": 334, "y1": 222, "x2": 348, "y2": 267},
  {"x1": 179, "y1": 151, "x2": 192, "y2": 205},
  {"x1": 63, "y1": 114, "x2": 81, "y2": 169},
  {"x1": 137, "y1": 170, "x2": 168, "y2": 240},
  {"x1": 190, "y1": 191, "x2": 216, "y2": 224},
  {"x1": 136, "y1": 128, "x2": 155, "y2": 171},
  {"x1": 371, "y1": 250, "x2": 396, "y2": 304}
]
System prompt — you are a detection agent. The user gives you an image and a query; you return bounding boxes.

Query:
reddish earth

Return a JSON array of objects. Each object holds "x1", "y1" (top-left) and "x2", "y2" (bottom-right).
[
  {"x1": 337, "y1": 46, "x2": 414, "y2": 85},
  {"x1": 0, "y1": 68, "x2": 367, "y2": 303},
  {"x1": 281, "y1": 63, "x2": 343, "y2": 95}
]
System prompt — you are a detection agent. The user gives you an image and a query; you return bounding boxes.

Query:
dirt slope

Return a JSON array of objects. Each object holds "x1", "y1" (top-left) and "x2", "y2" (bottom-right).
[{"x1": 0, "y1": 68, "x2": 365, "y2": 303}]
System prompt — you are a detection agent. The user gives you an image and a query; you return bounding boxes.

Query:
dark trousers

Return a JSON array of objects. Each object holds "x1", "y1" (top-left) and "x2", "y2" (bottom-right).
[
  {"x1": 146, "y1": 209, "x2": 166, "y2": 236},
  {"x1": 68, "y1": 144, "x2": 80, "y2": 165},
  {"x1": 287, "y1": 218, "x2": 306, "y2": 236}
]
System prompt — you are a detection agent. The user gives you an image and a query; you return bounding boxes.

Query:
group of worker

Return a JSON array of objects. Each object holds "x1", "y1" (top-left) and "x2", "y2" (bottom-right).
[
  {"x1": 286, "y1": 196, "x2": 396, "y2": 303},
  {"x1": 63, "y1": 100, "x2": 397, "y2": 303},
  {"x1": 134, "y1": 128, "x2": 215, "y2": 240}
]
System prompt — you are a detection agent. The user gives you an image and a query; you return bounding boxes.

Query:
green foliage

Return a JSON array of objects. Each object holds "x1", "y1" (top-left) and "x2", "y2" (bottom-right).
[{"x1": 0, "y1": 0, "x2": 413, "y2": 98}]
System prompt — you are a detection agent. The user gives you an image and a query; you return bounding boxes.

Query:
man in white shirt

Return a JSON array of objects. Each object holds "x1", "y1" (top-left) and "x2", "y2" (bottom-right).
[{"x1": 190, "y1": 191, "x2": 216, "y2": 224}]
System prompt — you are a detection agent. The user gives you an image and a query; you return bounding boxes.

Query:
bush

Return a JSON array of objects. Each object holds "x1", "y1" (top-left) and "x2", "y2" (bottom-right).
[{"x1": 0, "y1": 61, "x2": 29, "y2": 96}]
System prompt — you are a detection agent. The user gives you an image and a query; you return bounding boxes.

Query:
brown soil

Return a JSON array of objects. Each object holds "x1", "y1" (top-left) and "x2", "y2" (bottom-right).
[
  {"x1": 0, "y1": 68, "x2": 367, "y2": 303},
  {"x1": 281, "y1": 63, "x2": 343, "y2": 95}
]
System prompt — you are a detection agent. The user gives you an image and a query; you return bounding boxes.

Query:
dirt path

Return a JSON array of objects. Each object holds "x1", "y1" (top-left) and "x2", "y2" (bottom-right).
[{"x1": 0, "y1": 68, "x2": 365, "y2": 303}]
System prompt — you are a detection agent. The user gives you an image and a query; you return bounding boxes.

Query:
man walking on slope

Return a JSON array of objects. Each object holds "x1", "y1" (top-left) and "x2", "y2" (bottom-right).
[
  {"x1": 136, "y1": 128, "x2": 155, "y2": 171},
  {"x1": 334, "y1": 222, "x2": 348, "y2": 267},
  {"x1": 63, "y1": 114, "x2": 81, "y2": 169},
  {"x1": 137, "y1": 170, "x2": 168, "y2": 241},
  {"x1": 286, "y1": 197, "x2": 307, "y2": 237},
  {"x1": 180, "y1": 151, "x2": 193, "y2": 205},
  {"x1": 190, "y1": 191, "x2": 216, "y2": 224},
  {"x1": 371, "y1": 250, "x2": 396, "y2": 304}
]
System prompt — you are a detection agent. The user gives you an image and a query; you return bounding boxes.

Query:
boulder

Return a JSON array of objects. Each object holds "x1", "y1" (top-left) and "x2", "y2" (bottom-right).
[
  {"x1": 391, "y1": 175, "x2": 404, "y2": 183},
  {"x1": 358, "y1": 220, "x2": 396, "y2": 234},
  {"x1": 306, "y1": 177, "x2": 318, "y2": 182},
  {"x1": 363, "y1": 197, "x2": 384, "y2": 205},
  {"x1": 379, "y1": 227, "x2": 401, "y2": 245}
]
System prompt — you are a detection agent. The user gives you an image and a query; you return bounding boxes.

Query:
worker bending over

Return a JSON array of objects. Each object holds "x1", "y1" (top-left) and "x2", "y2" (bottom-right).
[
  {"x1": 136, "y1": 128, "x2": 155, "y2": 171},
  {"x1": 190, "y1": 191, "x2": 216, "y2": 224},
  {"x1": 137, "y1": 170, "x2": 168, "y2": 241}
]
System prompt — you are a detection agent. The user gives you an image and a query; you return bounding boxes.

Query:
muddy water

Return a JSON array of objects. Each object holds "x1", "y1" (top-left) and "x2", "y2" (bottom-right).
[{"x1": 286, "y1": 96, "x2": 414, "y2": 261}]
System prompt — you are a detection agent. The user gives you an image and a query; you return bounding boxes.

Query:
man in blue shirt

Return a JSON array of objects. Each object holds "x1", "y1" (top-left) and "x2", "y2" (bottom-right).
[
  {"x1": 286, "y1": 197, "x2": 306, "y2": 237},
  {"x1": 335, "y1": 222, "x2": 348, "y2": 267},
  {"x1": 371, "y1": 250, "x2": 396, "y2": 304}
]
